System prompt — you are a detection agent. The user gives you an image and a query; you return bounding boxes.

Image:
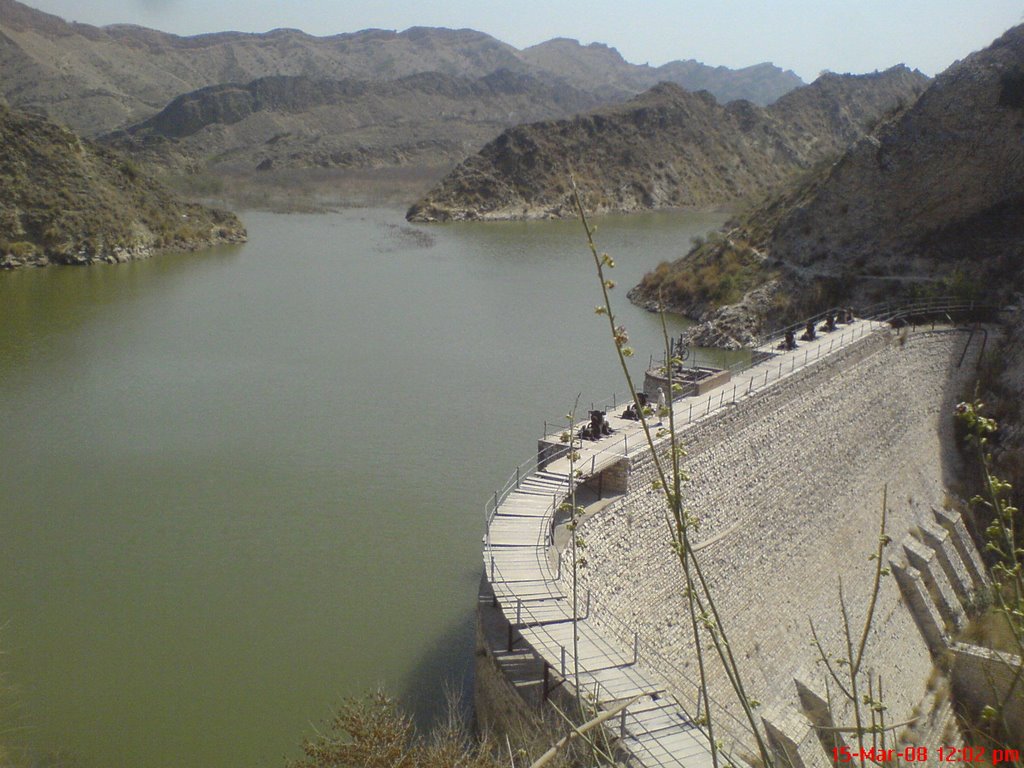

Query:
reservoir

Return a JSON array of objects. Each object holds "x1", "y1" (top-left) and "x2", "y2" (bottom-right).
[{"x1": 0, "y1": 207, "x2": 727, "y2": 768}]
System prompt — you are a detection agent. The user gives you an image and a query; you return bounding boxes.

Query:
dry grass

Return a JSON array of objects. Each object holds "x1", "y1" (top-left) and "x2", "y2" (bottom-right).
[{"x1": 286, "y1": 690, "x2": 587, "y2": 768}]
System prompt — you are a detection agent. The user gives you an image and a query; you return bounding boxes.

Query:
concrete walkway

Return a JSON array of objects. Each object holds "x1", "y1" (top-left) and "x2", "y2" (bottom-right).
[{"x1": 482, "y1": 318, "x2": 881, "y2": 767}]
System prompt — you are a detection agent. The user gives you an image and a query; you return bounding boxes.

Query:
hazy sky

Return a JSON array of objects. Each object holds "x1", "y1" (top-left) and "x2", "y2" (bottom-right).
[{"x1": 21, "y1": 0, "x2": 1024, "y2": 81}]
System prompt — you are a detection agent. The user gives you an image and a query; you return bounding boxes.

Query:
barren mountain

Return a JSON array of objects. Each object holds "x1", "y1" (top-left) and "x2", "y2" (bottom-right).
[
  {"x1": 0, "y1": 104, "x2": 245, "y2": 268},
  {"x1": 520, "y1": 38, "x2": 802, "y2": 105},
  {"x1": 101, "y1": 70, "x2": 604, "y2": 173},
  {"x1": 406, "y1": 66, "x2": 928, "y2": 222},
  {"x1": 629, "y1": 24, "x2": 1024, "y2": 348},
  {"x1": 0, "y1": 0, "x2": 803, "y2": 138}
]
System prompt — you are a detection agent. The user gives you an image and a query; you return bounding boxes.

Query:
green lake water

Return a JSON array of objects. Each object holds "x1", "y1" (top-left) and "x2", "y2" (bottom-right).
[{"x1": 0, "y1": 207, "x2": 728, "y2": 768}]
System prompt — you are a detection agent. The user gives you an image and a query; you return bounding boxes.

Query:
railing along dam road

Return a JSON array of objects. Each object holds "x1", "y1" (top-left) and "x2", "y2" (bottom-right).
[{"x1": 481, "y1": 299, "x2": 996, "y2": 768}]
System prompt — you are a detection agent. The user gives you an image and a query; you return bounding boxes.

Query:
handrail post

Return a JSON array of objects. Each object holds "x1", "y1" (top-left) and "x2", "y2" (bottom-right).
[{"x1": 515, "y1": 466, "x2": 520, "y2": 489}]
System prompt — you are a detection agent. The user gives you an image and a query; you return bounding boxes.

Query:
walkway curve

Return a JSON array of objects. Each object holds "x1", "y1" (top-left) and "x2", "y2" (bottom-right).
[{"x1": 481, "y1": 299, "x2": 999, "y2": 767}]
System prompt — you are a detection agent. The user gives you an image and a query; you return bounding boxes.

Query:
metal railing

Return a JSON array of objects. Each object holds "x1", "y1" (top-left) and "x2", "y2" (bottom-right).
[{"x1": 481, "y1": 300, "x2": 1003, "y2": 765}]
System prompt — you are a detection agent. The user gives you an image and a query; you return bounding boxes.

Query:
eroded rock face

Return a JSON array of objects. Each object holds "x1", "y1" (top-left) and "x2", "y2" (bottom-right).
[
  {"x1": 407, "y1": 67, "x2": 928, "y2": 222},
  {"x1": 768, "y1": 25, "x2": 1024, "y2": 279}
]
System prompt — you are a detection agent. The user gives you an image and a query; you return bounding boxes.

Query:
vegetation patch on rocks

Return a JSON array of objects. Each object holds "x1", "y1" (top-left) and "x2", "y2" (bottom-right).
[{"x1": 0, "y1": 104, "x2": 245, "y2": 269}]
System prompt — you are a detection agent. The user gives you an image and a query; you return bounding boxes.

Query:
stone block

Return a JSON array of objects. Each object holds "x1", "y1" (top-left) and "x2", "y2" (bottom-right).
[
  {"x1": 903, "y1": 537, "x2": 966, "y2": 631},
  {"x1": 891, "y1": 561, "x2": 947, "y2": 651}
]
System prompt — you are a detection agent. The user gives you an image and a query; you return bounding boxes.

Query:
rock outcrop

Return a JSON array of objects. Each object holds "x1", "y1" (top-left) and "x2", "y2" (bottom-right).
[
  {"x1": 0, "y1": 104, "x2": 245, "y2": 268},
  {"x1": 630, "y1": 24, "x2": 1024, "y2": 345},
  {"x1": 406, "y1": 66, "x2": 928, "y2": 222}
]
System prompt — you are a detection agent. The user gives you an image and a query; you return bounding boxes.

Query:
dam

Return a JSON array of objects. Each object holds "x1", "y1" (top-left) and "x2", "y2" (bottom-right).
[{"x1": 476, "y1": 303, "x2": 1013, "y2": 766}]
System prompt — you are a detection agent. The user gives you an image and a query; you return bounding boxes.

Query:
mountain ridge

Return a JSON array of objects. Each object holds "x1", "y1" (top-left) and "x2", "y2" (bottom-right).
[
  {"x1": 406, "y1": 66, "x2": 928, "y2": 222},
  {"x1": 628, "y1": 24, "x2": 1024, "y2": 349},
  {"x1": 0, "y1": 0, "x2": 804, "y2": 137},
  {"x1": 99, "y1": 70, "x2": 606, "y2": 176}
]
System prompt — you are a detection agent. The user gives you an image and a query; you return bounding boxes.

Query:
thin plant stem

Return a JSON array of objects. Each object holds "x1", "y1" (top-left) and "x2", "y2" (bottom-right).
[{"x1": 572, "y1": 182, "x2": 773, "y2": 768}]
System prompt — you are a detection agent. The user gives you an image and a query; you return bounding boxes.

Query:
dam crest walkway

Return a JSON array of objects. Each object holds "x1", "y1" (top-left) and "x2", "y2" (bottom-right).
[{"x1": 483, "y1": 315, "x2": 899, "y2": 767}]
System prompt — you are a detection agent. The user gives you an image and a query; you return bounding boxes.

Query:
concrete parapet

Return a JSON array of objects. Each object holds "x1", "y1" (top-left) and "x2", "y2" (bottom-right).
[
  {"x1": 644, "y1": 366, "x2": 732, "y2": 403},
  {"x1": 537, "y1": 438, "x2": 569, "y2": 471}
]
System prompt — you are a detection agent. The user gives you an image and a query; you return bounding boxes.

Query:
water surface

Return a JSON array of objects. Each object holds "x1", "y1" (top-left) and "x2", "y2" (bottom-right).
[{"x1": 0, "y1": 207, "x2": 726, "y2": 768}]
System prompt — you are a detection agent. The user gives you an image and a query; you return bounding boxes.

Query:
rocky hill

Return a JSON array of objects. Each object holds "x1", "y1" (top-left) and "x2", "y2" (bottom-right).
[
  {"x1": 406, "y1": 66, "x2": 928, "y2": 222},
  {"x1": 101, "y1": 70, "x2": 604, "y2": 173},
  {"x1": 628, "y1": 24, "x2": 1024, "y2": 348},
  {"x1": 519, "y1": 38, "x2": 802, "y2": 105},
  {"x1": 0, "y1": 0, "x2": 803, "y2": 139},
  {"x1": 0, "y1": 104, "x2": 245, "y2": 268}
]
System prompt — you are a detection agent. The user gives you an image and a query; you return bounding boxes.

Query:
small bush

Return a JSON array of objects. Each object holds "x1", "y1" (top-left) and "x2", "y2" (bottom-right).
[{"x1": 6, "y1": 241, "x2": 37, "y2": 257}]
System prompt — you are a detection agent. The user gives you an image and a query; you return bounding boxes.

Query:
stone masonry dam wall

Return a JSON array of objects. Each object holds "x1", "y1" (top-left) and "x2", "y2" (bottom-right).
[{"x1": 561, "y1": 327, "x2": 990, "y2": 763}]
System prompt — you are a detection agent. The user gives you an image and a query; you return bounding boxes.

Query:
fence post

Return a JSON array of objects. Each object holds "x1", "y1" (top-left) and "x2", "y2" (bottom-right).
[
  {"x1": 633, "y1": 632, "x2": 639, "y2": 664},
  {"x1": 621, "y1": 708, "x2": 627, "y2": 739},
  {"x1": 561, "y1": 646, "x2": 566, "y2": 677},
  {"x1": 516, "y1": 466, "x2": 520, "y2": 488},
  {"x1": 689, "y1": 402, "x2": 693, "y2": 422}
]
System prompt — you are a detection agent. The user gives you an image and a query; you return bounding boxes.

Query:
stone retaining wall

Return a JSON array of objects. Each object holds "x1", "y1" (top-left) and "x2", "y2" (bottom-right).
[{"x1": 564, "y1": 328, "x2": 987, "y2": 759}]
